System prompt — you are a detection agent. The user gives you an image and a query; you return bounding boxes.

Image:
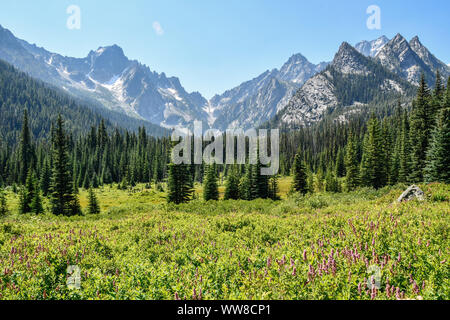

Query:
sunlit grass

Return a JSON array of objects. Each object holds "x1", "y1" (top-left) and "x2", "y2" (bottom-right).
[{"x1": 0, "y1": 180, "x2": 448, "y2": 300}]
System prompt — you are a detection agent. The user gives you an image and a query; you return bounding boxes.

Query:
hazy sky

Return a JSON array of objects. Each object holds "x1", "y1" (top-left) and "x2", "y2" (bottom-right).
[{"x1": 1, "y1": 0, "x2": 449, "y2": 98}]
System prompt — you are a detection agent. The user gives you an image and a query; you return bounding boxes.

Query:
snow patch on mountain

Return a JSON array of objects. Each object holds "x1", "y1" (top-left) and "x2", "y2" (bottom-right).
[{"x1": 355, "y1": 36, "x2": 389, "y2": 57}]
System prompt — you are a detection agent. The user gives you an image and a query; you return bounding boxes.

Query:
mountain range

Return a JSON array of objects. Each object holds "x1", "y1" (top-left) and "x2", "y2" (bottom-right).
[
  {"x1": 1, "y1": 23, "x2": 449, "y2": 132},
  {"x1": 277, "y1": 42, "x2": 417, "y2": 127}
]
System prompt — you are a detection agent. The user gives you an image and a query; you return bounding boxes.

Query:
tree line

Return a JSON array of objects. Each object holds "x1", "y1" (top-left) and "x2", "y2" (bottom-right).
[{"x1": 0, "y1": 72, "x2": 448, "y2": 212}]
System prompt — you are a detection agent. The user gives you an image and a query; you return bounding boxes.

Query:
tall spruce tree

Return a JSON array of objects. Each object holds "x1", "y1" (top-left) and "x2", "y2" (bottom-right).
[
  {"x1": 409, "y1": 74, "x2": 432, "y2": 182},
  {"x1": 224, "y1": 167, "x2": 240, "y2": 200},
  {"x1": 444, "y1": 77, "x2": 450, "y2": 109},
  {"x1": 203, "y1": 163, "x2": 219, "y2": 201},
  {"x1": 19, "y1": 110, "x2": 34, "y2": 184},
  {"x1": 40, "y1": 159, "x2": 51, "y2": 197},
  {"x1": 253, "y1": 155, "x2": 269, "y2": 199},
  {"x1": 292, "y1": 153, "x2": 308, "y2": 194},
  {"x1": 50, "y1": 116, "x2": 80, "y2": 216},
  {"x1": 239, "y1": 164, "x2": 257, "y2": 200},
  {"x1": 325, "y1": 166, "x2": 339, "y2": 193},
  {"x1": 335, "y1": 148, "x2": 346, "y2": 178},
  {"x1": 19, "y1": 170, "x2": 35, "y2": 214},
  {"x1": 31, "y1": 177, "x2": 43, "y2": 215},
  {"x1": 360, "y1": 115, "x2": 386, "y2": 189},
  {"x1": 431, "y1": 71, "x2": 444, "y2": 118},
  {"x1": 345, "y1": 133, "x2": 359, "y2": 191},
  {"x1": 398, "y1": 111, "x2": 410, "y2": 183},
  {"x1": 88, "y1": 187, "x2": 101, "y2": 214},
  {"x1": 167, "y1": 162, "x2": 193, "y2": 204},
  {"x1": 268, "y1": 175, "x2": 280, "y2": 200},
  {"x1": 424, "y1": 108, "x2": 450, "y2": 183}
]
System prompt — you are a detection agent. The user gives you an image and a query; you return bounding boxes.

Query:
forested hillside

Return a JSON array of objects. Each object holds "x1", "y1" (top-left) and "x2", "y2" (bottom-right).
[{"x1": 0, "y1": 59, "x2": 168, "y2": 146}]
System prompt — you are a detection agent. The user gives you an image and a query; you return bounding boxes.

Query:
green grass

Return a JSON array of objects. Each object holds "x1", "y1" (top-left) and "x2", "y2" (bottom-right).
[{"x1": 0, "y1": 179, "x2": 448, "y2": 300}]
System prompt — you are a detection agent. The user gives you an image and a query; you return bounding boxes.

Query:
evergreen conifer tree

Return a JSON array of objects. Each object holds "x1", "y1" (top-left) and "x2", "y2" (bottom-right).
[
  {"x1": 360, "y1": 115, "x2": 386, "y2": 189},
  {"x1": 409, "y1": 74, "x2": 432, "y2": 182},
  {"x1": 424, "y1": 108, "x2": 450, "y2": 183},
  {"x1": 224, "y1": 167, "x2": 240, "y2": 200},
  {"x1": 335, "y1": 148, "x2": 346, "y2": 178},
  {"x1": 398, "y1": 112, "x2": 410, "y2": 183},
  {"x1": 50, "y1": 115, "x2": 80, "y2": 216},
  {"x1": 40, "y1": 159, "x2": 51, "y2": 196},
  {"x1": 88, "y1": 187, "x2": 101, "y2": 214},
  {"x1": 345, "y1": 133, "x2": 359, "y2": 191},
  {"x1": 239, "y1": 165, "x2": 256, "y2": 200},
  {"x1": 31, "y1": 178, "x2": 43, "y2": 215},
  {"x1": 19, "y1": 170, "x2": 35, "y2": 214},
  {"x1": 203, "y1": 163, "x2": 219, "y2": 201},
  {"x1": 268, "y1": 175, "x2": 280, "y2": 200},
  {"x1": 167, "y1": 162, "x2": 193, "y2": 204},
  {"x1": 19, "y1": 110, "x2": 34, "y2": 184},
  {"x1": 292, "y1": 153, "x2": 308, "y2": 194}
]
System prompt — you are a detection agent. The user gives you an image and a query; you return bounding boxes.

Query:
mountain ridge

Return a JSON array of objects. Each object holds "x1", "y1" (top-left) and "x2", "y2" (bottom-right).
[
  {"x1": 276, "y1": 41, "x2": 416, "y2": 127},
  {"x1": 1, "y1": 24, "x2": 449, "y2": 132}
]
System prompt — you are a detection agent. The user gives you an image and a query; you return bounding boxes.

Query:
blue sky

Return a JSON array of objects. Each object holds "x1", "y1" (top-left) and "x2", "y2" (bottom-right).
[{"x1": 0, "y1": 0, "x2": 449, "y2": 98}]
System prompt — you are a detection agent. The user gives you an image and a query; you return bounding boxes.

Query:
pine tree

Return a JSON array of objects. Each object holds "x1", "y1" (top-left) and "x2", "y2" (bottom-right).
[
  {"x1": 382, "y1": 119, "x2": 393, "y2": 185},
  {"x1": 167, "y1": 163, "x2": 193, "y2": 204},
  {"x1": 360, "y1": 115, "x2": 386, "y2": 189},
  {"x1": 31, "y1": 178, "x2": 43, "y2": 215},
  {"x1": 431, "y1": 70, "x2": 444, "y2": 118},
  {"x1": 40, "y1": 159, "x2": 51, "y2": 196},
  {"x1": 335, "y1": 148, "x2": 346, "y2": 178},
  {"x1": 253, "y1": 150, "x2": 269, "y2": 199},
  {"x1": 224, "y1": 167, "x2": 240, "y2": 200},
  {"x1": 0, "y1": 189, "x2": 7, "y2": 216},
  {"x1": 19, "y1": 170, "x2": 35, "y2": 214},
  {"x1": 409, "y1": 74, "x2": 432, "y2": 182},
  {"x1": 292, "y1": 153, "x2": 308, "y2": 194},
  {"x1": 88, "y1": 187, "x2": 101, "y2": 214},
  {"x1": 345, "y1": 133, "x2": 359, "y2": 191},
  {"x1": 315, "y1": 168, "x2": 325, "y2": 193},
  {"x1": 398, "y1": 112, "x2": 410, "y2": 183},
  {"x1": 424, "y1": 108, "x2": 450, "y2": 183},
  {"x1": 19, "y1": 110, "x2": 34, "y2": 184},
  {"x1": 444, "y1": 77, "x2": 450, "y2": 109},
  {"x1": 50, "y1": 115, "x2": 80, "y2": 216},
  {"x1": 239, "y1": 165, "x2": 256, "y2": 200},
  {"x1": 325, "y1": 167, "x2": 339, "y2": 193},
  {"x1": 203, "y1": 163, "x2": 219, "y2": 201},
  {"x1": 390, "y1": 137, "x2": 401, "y2": 185},
  {"x1": 268, "y1": 175, "x2": 280, "y2": 200}
]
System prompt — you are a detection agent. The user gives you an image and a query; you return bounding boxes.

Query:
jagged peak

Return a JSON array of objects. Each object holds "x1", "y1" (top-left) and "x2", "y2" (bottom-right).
[
  {"x1": 338, "y1": 41, "x2": 354, "y2": 52},
  {"x1": 410, "y1": 35, "x2": 421, "y2": 44},
  {"x1": 331, "y1": 42, "x2": 371, "y2": 75},
  {"x1": 285, "y1": 53, "x2": 309, "y2": 64},
  {"x1": 92, "y1": 44, "x2": 125, "y2": 57},
  {"x1": 333, "y1": 42, "x2": 361, "y2": 62},
  {"x1": 391, "y1": 33, "x2": 408, "y2": 44}
]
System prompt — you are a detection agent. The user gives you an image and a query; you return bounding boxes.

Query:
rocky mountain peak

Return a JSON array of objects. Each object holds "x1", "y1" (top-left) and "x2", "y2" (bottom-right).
[
  {"x1": 332, "y1": 42, "x2": 369, "y2": 75},
  {"x1": 87, "y1": 44, "x2": 130, "y2": 83}
]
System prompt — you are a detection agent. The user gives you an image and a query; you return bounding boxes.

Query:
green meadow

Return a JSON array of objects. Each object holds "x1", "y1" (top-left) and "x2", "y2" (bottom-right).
[{"x1": 0, "y1": 179, "x2": 448, "y2": 300}]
